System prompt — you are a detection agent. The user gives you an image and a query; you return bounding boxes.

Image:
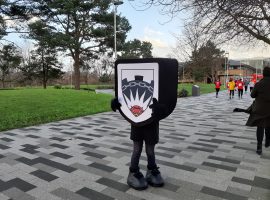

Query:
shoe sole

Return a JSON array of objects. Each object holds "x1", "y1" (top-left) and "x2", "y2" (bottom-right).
[
  {"x1": 147, "y1": 180, "x2": 164, "y2": 187},
  {"x1": 256, "y1": 150, "x2": 262, "y2": 155},
  {"x1": 127, "y1": 182, "x2": 148, "y2": 190}
]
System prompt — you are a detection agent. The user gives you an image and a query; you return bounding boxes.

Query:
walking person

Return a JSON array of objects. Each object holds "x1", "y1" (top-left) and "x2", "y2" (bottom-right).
[
  {"x1": 214, "y1": 79, "x2": 222, "y2": 98},
  {"x1": 227, "y1": 78, "x2": 235, "y2": 99},
  {"x1": 236, "y1": 78, "x2": 244, "y2": 99},
  {"x1": 249, "y1": 80, "x2": 255, "y2": 92},
  {"x1": 111, "y1": 98, "x2": 166, "y2": 190},
  {"x1": 234, "y1": 67, "x2": 270, "y2": 155},
  {"x1": 244, "y1": 79, "x2": 249, "y2": 93}
]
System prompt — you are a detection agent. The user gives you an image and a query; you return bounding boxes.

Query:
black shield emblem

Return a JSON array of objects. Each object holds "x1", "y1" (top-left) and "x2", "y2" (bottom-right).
[
  {"x1": 122, "y1": 76, "x2": 154, "y2": 117},
  {"x1": 115, "y1": 58, "x2": 178, "y2": 126}
]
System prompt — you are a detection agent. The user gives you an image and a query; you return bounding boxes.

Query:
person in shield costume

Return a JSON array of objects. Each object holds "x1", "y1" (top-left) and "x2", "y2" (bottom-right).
[{"x1": 111, "y1": 97, "x2": 167, "y2": 190}]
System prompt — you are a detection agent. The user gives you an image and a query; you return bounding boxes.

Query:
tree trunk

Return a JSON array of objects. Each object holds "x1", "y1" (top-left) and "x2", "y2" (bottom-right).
[
  {"x1": 42, "y1": 50, "x2": 47, "y2": 89},
  {"x1": 1, "y1": 80, "x2": 4, "y2": 88},
  {"x1": 74, "y1": 51, "x2": 80, "y2": 90},
  {"x1": 1, "y1": 74, "x2": 5, "y2": 88}
]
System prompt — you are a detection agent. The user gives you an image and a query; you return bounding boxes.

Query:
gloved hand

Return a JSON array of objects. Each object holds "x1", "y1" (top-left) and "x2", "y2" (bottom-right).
[
  {"x1": 233, "y1": 108, "x2": 248, "y2": 113},
  {"x1": 233, "y1": 108, "x2": 241, "y2": 112},
  {"x1": 111, "y1": 98, "x2": 121, "y2": 112},
  {"x1": 149, "y1": 98, "x2": 167, "y2": 121}
]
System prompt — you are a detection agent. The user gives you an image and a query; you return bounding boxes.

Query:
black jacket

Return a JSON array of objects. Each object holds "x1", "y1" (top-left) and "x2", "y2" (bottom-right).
[{"x1": 246, "y1": 77, "x2": 270, "y2": 127}]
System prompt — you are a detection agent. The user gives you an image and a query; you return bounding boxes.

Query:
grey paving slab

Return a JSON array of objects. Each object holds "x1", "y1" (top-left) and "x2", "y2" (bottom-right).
[{"x1": 0, "y1": 90, "x2": 270, "y2": 199}]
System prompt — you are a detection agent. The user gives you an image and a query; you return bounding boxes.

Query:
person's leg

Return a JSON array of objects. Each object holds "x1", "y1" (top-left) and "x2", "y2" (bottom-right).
[
  {"x1": 240, "y1": 89, "x2": 243, "y2": 98},
  {"x1": 128, "y1": 140, "x2": 148, "y2": 190},
  {"x1": 145, "y1": 144, "x2": 157, "y2": 169},
  {"x1": 130, "y1": 141, "x2": 143, "y2": 171},
  {"x1": 145, "y1": 143, "x2": 164, "y2": 187},
  {"x1": 216, "y1": 88, "x2": 218, "y2": 97},
  {"x1": 238, "y1": 89, "x2": 241, "y2": 99},
  {"x1": 256, "y1": 127, "x2": 264, "y2": 155},
  {"x1": 265, "y1": 127, "x2": 270, "y2": 148},
  {"x1": 232, "y1": 89, "x2": 234, "y2": 97}
]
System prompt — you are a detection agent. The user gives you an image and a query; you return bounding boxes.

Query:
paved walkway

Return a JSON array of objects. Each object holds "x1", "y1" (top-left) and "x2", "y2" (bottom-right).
[{"x1": 0, "y1": 91, "x2": 269, "y2": 200}]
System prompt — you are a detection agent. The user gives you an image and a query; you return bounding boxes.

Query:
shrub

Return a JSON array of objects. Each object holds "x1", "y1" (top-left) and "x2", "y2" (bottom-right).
[
  {"x1": 96, "y1": 85, "x2": 114, "y2": 89},
  {"x1": 54, "y1": 84, "x2": 62, "y2": 89},
  {"x1": 178, "y1": 89, "x2": 188, "y2": 97},
  {"x1": 82, "y1": 88, "x2": 95, "y2": 92},
  {"x1": 99, "y1": 74, "x2": 111, "y2": 83}
]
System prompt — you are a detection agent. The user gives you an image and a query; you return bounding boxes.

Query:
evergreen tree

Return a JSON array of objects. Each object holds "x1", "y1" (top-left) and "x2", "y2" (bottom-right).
[
  {"x1": 0, "y1": 44, "x2": 22, "y2": 88},
  {"x1": 120, "y1": 39, "x2": 153, "y2": 59},
  {"x1": 30, "y1": 0, "x2": 131, "y2": 89},
  {"x1": 26, "y1": 20, "x2": 63, "y2": 89}
]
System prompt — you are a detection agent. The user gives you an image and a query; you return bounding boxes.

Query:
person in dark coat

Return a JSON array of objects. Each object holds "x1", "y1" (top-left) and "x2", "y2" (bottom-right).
[
  {"x1": 234, "y1": 67, "x2": 270, "y2": 155},
  {"x1": 111, "y1": 97, "x2": 167, "y2": 190}
]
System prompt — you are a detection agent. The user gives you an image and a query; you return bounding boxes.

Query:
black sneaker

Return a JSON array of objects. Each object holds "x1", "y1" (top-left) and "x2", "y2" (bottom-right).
[
  {"x1": 256, "y1": 144, "x2": 262, "y2": 155},
  {"x1": 265, "y1": 140, "x2": 270, "y2": 148},
  {"x1": 127, "y1": 170, "x2": 148, "y2": 190},
  {"x1": 146, "y1": 167, "x2": 164, "y2": 187}
]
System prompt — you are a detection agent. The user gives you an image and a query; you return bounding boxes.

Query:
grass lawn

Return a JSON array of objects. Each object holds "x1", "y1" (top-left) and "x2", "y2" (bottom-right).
[
  {"x1": 178, "y1": 83, "x2": 225, "y2": 96},
  {"x1": 0, "y1": 88, "x2": 112, "y2": 131},
  {"x1": 0, "y1": 83, "x2": 220, "y2": 131}
]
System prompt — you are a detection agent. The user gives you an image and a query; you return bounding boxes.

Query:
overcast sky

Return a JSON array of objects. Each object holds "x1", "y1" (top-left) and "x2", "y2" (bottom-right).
[
  {"x1": 120, "y1": 0, "x2": 270, "y2": 60},
  {"x1": 3, "y1": 0, "x2": 270, "y2": 62}
]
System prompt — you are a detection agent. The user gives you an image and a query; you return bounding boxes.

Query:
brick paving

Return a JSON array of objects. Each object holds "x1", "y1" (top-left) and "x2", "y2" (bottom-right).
[{"x1": 0, "y1": 90, "x2": 269, "y2": 200}]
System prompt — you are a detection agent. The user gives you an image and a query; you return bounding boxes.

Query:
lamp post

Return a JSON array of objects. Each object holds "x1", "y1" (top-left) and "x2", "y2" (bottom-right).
[
  {"x1": 239, "y1": 60, "x2": 241, "y2": 78},
  {"x1": 113, "y1": 0, "x2": 124, "y2": 60},
  {"x1": 226, "y1": 52, "x2": 229, "y2": 84},
  {"x1": 224, "y1": 52, "x2": 229, "y2": 88}
]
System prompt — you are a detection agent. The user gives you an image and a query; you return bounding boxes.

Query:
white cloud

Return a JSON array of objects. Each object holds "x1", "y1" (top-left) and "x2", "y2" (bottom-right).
[
  {"x1": 140, "y1": 27, "x2": 172, "y2": 57},
  {"x1": 144, "y1": 27, "x2": 164, "y2": 37},
  {"x1": 222, "y1": 42, "x2": 270, "y2": 60}
]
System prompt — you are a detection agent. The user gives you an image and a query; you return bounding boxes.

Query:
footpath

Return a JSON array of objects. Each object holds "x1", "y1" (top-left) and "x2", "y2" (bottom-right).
[{"x1": 0, "y1": 91, "x2": 269, "y2": 200}]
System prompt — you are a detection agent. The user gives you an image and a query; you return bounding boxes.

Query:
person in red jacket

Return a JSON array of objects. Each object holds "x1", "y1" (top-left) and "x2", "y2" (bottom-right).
[
  {"x1": 237, "y1": 78, "x2": 244, "y2": 99},
  {"x1": 214, "y1": 79, "x2": 222, "y2": 98}
]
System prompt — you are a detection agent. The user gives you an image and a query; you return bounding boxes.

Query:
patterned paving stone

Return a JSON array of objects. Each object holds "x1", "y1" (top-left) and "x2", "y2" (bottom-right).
[{"x1": 0, "y1": 91, "x2": 269, "y2": 199}]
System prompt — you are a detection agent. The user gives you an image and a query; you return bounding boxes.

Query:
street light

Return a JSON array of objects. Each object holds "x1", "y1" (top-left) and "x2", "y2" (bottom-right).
[
  {"x1": 113, "y1": 0, "x2": 124, "y2": 60},
  {"x1": 239, "y1": 60, "x2": 241, "y2": 78},
  {"x1": 224, "y1": 52, "x2": 229, "y2": 88}
]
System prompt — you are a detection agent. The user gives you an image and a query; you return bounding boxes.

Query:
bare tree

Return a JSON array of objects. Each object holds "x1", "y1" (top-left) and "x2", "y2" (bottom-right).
[
  {"x1": 0, "y1": 44, "x2": 22, "y2": 88},
  {"x1": 142, "y1": 0, "x2": 270, "y2": 45}
]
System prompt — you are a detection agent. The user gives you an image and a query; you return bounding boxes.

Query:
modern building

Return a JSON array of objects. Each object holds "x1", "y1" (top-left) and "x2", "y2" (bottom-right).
[
  {"x1": 218, "y1": 57, "x2": 270, "y2": 84},
  {"x1": 218, "y1": 60, "x2": 256, "y2": 84}
]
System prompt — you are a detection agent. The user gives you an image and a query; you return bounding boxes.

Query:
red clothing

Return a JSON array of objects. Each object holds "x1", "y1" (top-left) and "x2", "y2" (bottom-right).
[
  {"x1": 237, "y1": 80, "x2": 244, "y2": 90},
  {"x1": 215, "y1": 81, "x2": 221, "y2": 89}
]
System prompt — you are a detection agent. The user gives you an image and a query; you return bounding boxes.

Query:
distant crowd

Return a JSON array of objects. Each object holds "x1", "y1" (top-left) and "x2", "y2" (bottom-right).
[
  {"x1": 214, "y1": 68, "x2": 270, "y2": 156},
  {"x1": 214, "y1": 77, "x2": 258, "y2": 99}
]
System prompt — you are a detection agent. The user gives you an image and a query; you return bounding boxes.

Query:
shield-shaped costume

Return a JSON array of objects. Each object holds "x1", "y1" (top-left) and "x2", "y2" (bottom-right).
[{"x1": 115, "y1": 58, "x2": 178, "y2": 126}]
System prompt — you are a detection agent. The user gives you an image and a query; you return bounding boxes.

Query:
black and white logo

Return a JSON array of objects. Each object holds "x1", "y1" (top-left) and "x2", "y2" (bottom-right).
[{"x1": 117, "y1": 63, "x2": 159, "y2": 123}]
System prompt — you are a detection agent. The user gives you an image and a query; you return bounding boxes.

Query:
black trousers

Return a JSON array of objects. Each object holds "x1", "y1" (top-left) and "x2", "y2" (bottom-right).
[
  {"x1": 215, "y1": 88, "x2": 220, "y2": 96},
  {"x1": 130, "y1": 141, "x2": 157, "y2": 172},
  {"x1": 238, "y1": 89, "x2": 243, "y2": 98},
  {"x1": 229, "y1": 90, "x2": 234, "y2": 98},
  {"x1": 257, "y1": 127, "x2": 270, "y2": 145}
]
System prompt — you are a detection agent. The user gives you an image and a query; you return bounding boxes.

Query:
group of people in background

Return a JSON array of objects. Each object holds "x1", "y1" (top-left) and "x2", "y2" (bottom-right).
[
  {"x1": 233, "y1": 67, "x2": 270, "y2": 155},
  {"x1": 214, "y1": 68, "x2": 270, "y2": 156},
  {"x1": 214, "y1": 77, "x2": 256, "y2": 99}
]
